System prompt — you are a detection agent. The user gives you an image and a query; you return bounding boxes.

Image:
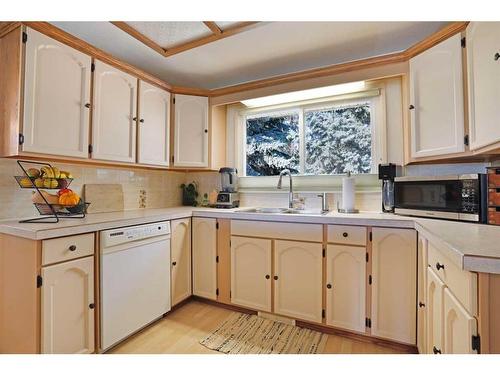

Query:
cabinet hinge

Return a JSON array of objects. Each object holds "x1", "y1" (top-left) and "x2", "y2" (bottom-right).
[
  {"x1": 366, "y1": 252, "x2": 369, "y2": 263},
  {"x1": 216, "y1": 288, "x2": 219, "y2": 296},
  {"x1": 464, "y1": 135, "x2": 470, "y2": 146},
  {"x1": 171, "y1": 155, "x2": 174, "y2": 163},
  {"x1": 365, "y1": 317, "x2": 372, "y2": 328},
  {"x1": 472, "y1": 335, "x2": 481, "y2": 353},
  {"x1": 230, "y1": 291, "x2": 231, "y2": 298},
  {"x1": 229, "y1": 240, "x2": 232, "y2": 247},
  {"x1": 369, "y1": 232, "x2": 372, "y2": 242},
  {"x1": 322, "y1": 246, "x2": 326, "y2": 257},
  {"x1": 173, "y1": 97, "x2": 176, "y2": 104},
  {"x1": 216, "y1": 255, "x2": 219, "y2": 263},
  {"x1": 368, "y1": 275, "x2": 372, "y2": 285},
  {"x1": 91, "y1": 63, "x2": 95, "y2": 72},
  {"x1": 36, "y1": 275, "x2": 42, "y2": 288},
  {"x1": 216, "y1": 222, "x2": 219, "y2": 230},
  {"x1": 22, "y1": 31, "x2": 28, "y2": 44},
  {"x1": 461, "y1": 37, "x2": 466, "y2": 48},
  {"x1": 18, "y1": 133, "x2": 25, "y2": 145},
  {"x1": 88, "y1": 144, "x2": 93, "y2": 154},
  {"x1": 322, "y1": 309, "x2": 325, "y2": 319}
]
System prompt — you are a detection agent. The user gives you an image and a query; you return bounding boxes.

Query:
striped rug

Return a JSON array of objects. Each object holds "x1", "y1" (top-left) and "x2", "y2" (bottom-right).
[{"x1": 200, "y1": 312, "x2": 327, "y2": 354}]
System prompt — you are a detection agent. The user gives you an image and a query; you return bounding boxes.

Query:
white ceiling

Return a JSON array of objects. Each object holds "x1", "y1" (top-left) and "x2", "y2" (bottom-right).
[{"x1": 52, "y1": 21, "x2": 449, "y2": 90}]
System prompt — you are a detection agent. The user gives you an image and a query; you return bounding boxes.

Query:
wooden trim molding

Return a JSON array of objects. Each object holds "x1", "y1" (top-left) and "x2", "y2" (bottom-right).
[
  {"x1": 203, "y1": 22, "x2": 222, "y2": 35},
  {"x1": 0, "y1": 22, "x2": 22, "y2": 38},
  {"x1": 110, "y1": 21, "x2": 166, "y2": 56}
]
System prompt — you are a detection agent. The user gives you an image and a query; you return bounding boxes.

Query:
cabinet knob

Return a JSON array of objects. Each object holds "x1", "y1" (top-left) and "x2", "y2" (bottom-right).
[
  {"x1": 265, "y1": 274, "x2": 270, "y2": 279},
  {"x1": 419, "y1": 302, "x2": 425, "y2": 308},
  {"x1": 436, "y1": 262, "x2": 445, "y2": 271},
  {"x1": 172, "y1": 261, "x2": 177, "y2": 266},
  {"x1": 204, "y1": 129, "x2": 208, "y2": 133},
  {"x1": 68, "y1": 245, "x2": 77, "y2": 251},
  {"x1": 494, "y1": 52, "x2": 500, "y2": 61},
  {"x1": 84, "y1": 103, "x2": 91, "y2": 109},
  {"x1": 273, "y1": 275, "x2": 278, "y2": 280},
  {"x1": 342, "y1": 232, "x2": 348, "y2": 237},
  {"x1": 89, "y1": 303, "x2": 95, "y2": 309},
  {"x1": 133, "y1": 116, "x2": 138, "y2": 121},
  {"x1": 139, "y1": 119, "x2": 145, "y2": 123},
  {"x1": 409, "y1": 104, "x2": 415, "y2": 110},
  {"x1": 432, "y1": 346, "x2": 442, "y2": 354},
  {"x1": 326, "y1": 283, "x2": 332, "y2": 289}
]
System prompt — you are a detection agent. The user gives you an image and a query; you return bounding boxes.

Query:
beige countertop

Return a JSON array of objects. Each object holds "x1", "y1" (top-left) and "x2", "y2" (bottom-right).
[{"x1": 1, "y1": 206, "x2": 499, "y2": 274}]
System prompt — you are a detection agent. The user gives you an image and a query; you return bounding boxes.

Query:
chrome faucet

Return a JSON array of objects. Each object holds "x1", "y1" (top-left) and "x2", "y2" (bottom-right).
[
  {"x1": 277, "y1": 169, "x2": 294, "y2": 208},
  {"x1": 317, "y1": 193, "x2": 329, "y2": 213}
]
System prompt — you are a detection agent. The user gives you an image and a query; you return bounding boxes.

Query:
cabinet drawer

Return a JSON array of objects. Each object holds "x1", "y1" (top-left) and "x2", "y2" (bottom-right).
[
  {"x1": 427, "y1": 242, "x2": 477, "y2": 315},
  {"x1": 231, "y1": 220, "x2": 322, "y2": 242},
  {"x1": 42, "y1": 233, "x2": 95, "y2": 265},
  {"x1": 488, "y1": 189, "x2": 500, "y2": 206},
  {"x1": 327, "y1": 225, "x2": 366, "y2": 246}
]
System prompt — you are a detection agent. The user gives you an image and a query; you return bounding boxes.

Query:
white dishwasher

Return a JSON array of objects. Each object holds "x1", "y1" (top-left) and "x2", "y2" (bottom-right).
[{"x1": 100, "y1": 221, "x2": 171, "y2": 351}]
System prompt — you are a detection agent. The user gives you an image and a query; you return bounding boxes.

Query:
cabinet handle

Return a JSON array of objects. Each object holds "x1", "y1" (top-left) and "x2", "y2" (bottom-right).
[
  {"x1": 89, "y1": 303, "x2": 95, "y2": 309},
  {"x1": 139, "y1": 119, "x2": 145, "y2": 123},
  {"x1": 436, "y1": 262, "x2": 445, "y2": 271},
  {"x1": 419, "y1": 302, "x2": 425, "y2": 308},
  {"x1": 273, "y1": 275, "x2": 278, "y2": 280},
  {"x1": 432, "y1": 346, "x2": 442, "y2": 354},
  {"x1": 409, "y1": 104, "x2": 415, "y2": 110},
  {"x1": 68, "y1": 245, "x2": 77, "y2": 251},
  {"x1": 172, "y1": 261, "x2": 177, "y2": 266},
  {"x1": 494, "y1": 52, "x2": 500, "y2": 61},
  {"x1": 265, "y1": 274, "x2": 270, "y2": 279},
  {"x1": 342, "y1": 232, "x2": 348, "y2": 237},
  {"x1": 84, "y1": 103, "x2": 91, "y2": 109},
  {"x1": 326, "y1": 283, "x2": 332, "y2": 289}
]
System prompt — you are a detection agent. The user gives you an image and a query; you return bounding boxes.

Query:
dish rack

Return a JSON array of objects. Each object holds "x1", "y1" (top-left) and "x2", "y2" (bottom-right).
[{"x1": 14, "y1": 160, "x2": 90, "y2": 224}]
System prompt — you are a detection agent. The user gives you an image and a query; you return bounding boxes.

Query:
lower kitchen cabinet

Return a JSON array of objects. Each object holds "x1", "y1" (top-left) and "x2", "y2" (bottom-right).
[
  {"x1": 192, "y1": 217, "x2": 217, "y2": 300},
  {"x1": 371, "y1": 228, "x2": 417, "y2": 344},
  {"x1": 417, "y1": 234, "x2": 428, "y2": 353},
  {"x1": 41, "y1": 256, "x2": 95, "y2": 354},
  {"x1": 427, "y1": 266, "x2": 445, "y2": 354},
  {"x1": 443, "y1": 288, "x2": 478, "y2": 354},
  {"x1": 170, "y1": 218, "x2": 192, "y2": 306},
  {"x1": 230, "y1": 236, "x2": 272, "y2": 312},
  {"x1": 274, "y1": 240, "x2": 323, "y2": 323},
  {"x1": 326, "y1": 244, "x2": 366, "y2": 333}
]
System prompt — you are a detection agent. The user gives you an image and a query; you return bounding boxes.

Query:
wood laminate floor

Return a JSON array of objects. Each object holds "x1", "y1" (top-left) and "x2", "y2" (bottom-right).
[{"x1": 108, "y1": 300, "x2": 404, "y2": 354}]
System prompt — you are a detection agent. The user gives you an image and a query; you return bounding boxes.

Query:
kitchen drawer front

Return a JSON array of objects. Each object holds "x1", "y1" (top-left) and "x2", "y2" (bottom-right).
[
  {"x1": 327, "y1": 225, "x2": 366, "y2": 246},
  {"x1": 42, "y1": 233, "x2": 95, "y2": 265},
  {"x1": 231, "y1": 220, "x2": 322, "y2": 242},
  {"x1": 427, "y1": 242, "x2": 477, "y2": 315}
]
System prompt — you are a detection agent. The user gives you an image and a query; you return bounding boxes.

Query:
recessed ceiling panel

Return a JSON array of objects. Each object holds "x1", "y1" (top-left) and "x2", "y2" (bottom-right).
[{"x1": 126, "y1": 21, "x2": 212, "y2": 48}]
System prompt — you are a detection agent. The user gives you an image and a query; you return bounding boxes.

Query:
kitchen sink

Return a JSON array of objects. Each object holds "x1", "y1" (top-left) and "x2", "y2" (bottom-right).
[{"x1": 236, "y1": 207, "x2": 327, "y2": 215}]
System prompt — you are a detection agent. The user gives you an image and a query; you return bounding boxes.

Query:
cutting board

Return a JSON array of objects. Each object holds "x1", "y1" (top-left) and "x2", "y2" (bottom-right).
[{"x1": 84, "y1": 184, "x2": 124, "y2": 214}]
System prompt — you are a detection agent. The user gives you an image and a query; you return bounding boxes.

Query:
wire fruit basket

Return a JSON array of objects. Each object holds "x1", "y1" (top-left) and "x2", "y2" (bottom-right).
[{"x1": 15, "y1": 160, "x2": 90, "y2": 223}]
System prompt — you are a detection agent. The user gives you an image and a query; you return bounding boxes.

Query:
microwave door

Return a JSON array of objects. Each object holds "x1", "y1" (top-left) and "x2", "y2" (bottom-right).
[{"x1": 395, "y1": 180, "x2": 462, "y2": 212}]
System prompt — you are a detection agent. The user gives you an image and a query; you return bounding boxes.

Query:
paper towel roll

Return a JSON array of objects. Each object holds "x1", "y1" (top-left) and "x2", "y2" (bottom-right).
[{"x1": 342, "y1": 173, "x2": 355, "y2": 211}]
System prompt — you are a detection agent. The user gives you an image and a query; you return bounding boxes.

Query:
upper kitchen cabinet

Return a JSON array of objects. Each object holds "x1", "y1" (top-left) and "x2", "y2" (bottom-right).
[
  {"x1": 23, "y1": 27, "x2": 92, "y2": 158},
  {"x1": 409, "y1": 33, "x2": 465, "y2": 159},
  {"x1": 92, "y1": 60, "x2": 137, "y2": 163},
  {"x1": 137, "y1": 81, "x2": 170, "y2": 167},
  {"x1": 173, "y1": 94, "x2": 209, "y2": 168},
  {"x1": 466, "y1": 22, "x2": 500, "y2": 152}
]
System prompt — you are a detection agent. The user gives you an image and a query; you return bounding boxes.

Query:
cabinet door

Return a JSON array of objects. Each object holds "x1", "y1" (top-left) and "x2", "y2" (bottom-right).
[
  {"x1": 41, "y1": 256, "x2": 94, "y2": 354},
  {"x1": 417, "y1": 234, "x2": 428, "y2": 353},
  {"x1": 173, "y1": 94, "x2": 208, "y2": 167},
  {"x1": 192, "y1": 217, "x2": 217, "y2": 300},
  {"x1": 326, "y1": 245, "x2": 366, "y2": 333},
  {"x1": 443, "y1": 288, "x2": 478, "y2": 354},
  {"x1": 467, "y1": 22, "x2": 500, "y2": 150},
  {"x1": 371, "y1": 228, "x2": 417, "y2": 344},
  {"x1": 138, "y1": 81, "x2": 170, "y2": 166},
  {"x1": 171, "y1": 218, "x2": 192, "y2": 306},
  {"x1": 274, "y1": 240, "x2": 323, "y2": 323},
  {"x1": 23, "y1": 27, "x2": 91, "y2": 158},
  {"x1": 427, "y1": 267, "x2": 445, "y2": 354},
  {"x1": 230, "y1": 236, "x2": 272, "y2": 311},
  {"x1": 409, "y1": 33, "x2": 465, "y2": 158},
  {"x1": 92, "y1": 60, "x2": 137, "y2": 163}
]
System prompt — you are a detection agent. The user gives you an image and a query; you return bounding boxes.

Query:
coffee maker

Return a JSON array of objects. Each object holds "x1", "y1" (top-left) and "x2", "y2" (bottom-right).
[
  {"x1": 378, "y1": 163, "x2": 401, "y2": 213},
  {"x1": 216, "y1": 168, "x2": 240, "y2": 208}
]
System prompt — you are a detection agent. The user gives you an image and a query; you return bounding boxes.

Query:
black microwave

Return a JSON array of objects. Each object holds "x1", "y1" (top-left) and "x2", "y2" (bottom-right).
[{"x1": 394, "y1": 174, "x2": 488, "y2": 223}]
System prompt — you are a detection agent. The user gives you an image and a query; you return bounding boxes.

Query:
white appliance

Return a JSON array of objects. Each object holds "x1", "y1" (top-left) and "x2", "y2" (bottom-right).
[{"x1": 100, "y1": 221, "x2": 171, "y2": 351}]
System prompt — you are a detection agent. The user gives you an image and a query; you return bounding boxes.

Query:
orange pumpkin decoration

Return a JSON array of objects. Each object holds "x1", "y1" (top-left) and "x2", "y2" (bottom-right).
[{"x1": 58, "y1": 190, "x2": 80, "y2": 206}]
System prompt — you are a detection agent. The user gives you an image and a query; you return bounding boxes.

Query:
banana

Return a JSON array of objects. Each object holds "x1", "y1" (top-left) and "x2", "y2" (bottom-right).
[
  {"x1": 52, "y1": 167, "x2": 60, "y2": 179},
  {"x1": 40, "y1": 166, "x2": 54, "y2": 178}
]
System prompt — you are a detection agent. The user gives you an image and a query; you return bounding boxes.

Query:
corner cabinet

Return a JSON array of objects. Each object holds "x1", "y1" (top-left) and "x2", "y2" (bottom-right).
[
  {"x1": 92, "y1": 60, "x2": 137, "y2": 163},
  {"x1": 170, "y1": 218, "x2": 192, "y2": 306},
  {"x1": 466, "y1": 22, "x2": 500, "y2": 152},
  {"x1": 23, "y1": 27, "x2": 91, "y2": 158},
  {"x1": 409, "y1": 33, "x2": 465, "y2": 158},
  {"x1": 173, "y1": 94, "x2": 209, "y2": 167},
  {"x1": 192, "y1": 217, "x2": 217, "y2": 300},
  {"x1": 138, "y1": 81, "x2": 170, "y2": 166},
  {"x1": 371, "y1": 228, "x2": 417, "y2": 344}
]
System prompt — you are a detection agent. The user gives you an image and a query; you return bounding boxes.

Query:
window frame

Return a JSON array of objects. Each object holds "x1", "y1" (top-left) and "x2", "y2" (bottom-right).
[{"x1": 239, "y1": 91, "x2": 386, "y2": 177}]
